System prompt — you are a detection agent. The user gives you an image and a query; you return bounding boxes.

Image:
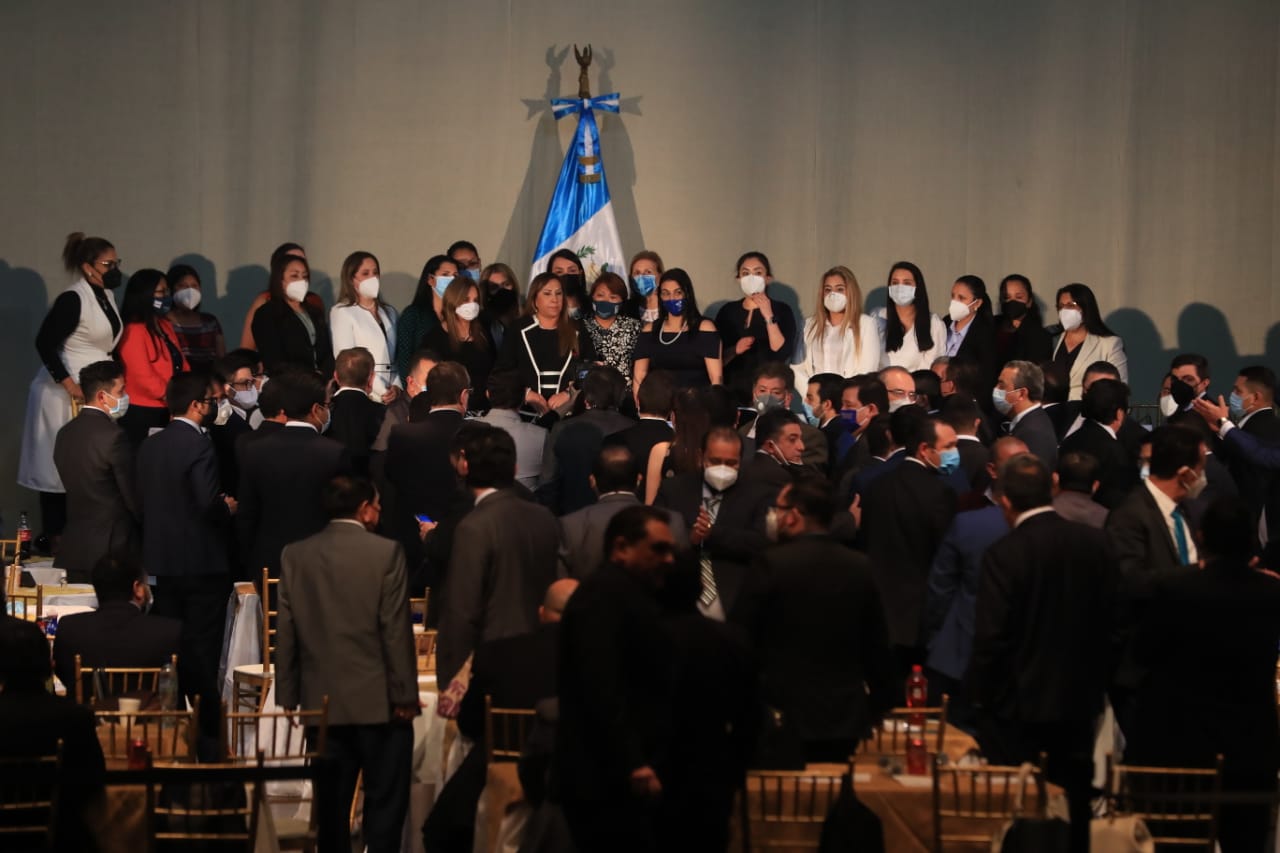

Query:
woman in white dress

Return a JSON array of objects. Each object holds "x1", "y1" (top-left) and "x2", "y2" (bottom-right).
[
  {"x1": 875, "y1": 260, "x2": 947, "y2": 372},
  {"x1": 19, "y1": 232, "x2": 125, "y2": 544},
  {"x1": 794, "y1": 265, "x2": 882, "y2": 391},
  {"x1": 329, "y1": 251, "x2": 400, "y2": 403}
]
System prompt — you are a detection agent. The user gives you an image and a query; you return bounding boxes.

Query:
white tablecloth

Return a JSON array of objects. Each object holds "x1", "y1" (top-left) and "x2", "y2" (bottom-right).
[
  {"x1": 21, "y1": 559, "x2": 66, "y2": 587},
  {"x1": 219, "y1": 585, "x2": 263, "y2": 703},
  {"x1": 42, "y1": 584, "x2": 98, "y2": 617}
]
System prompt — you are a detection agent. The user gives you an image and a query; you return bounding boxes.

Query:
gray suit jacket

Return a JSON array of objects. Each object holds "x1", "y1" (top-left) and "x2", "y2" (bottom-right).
[
  {"x1": 438, "y1": 488, "x2": 562, "y2": 685},
  {"x1": 1053, "y1": 490, "x2": 1109, "y2": 529},
  {"x1": 276, "y1": 521, "x2": 416, "y2": 725},
  {"x1": 53, "y1": 409, "x2": 140, "y2": 582},
  {"x1": 558, "y1": 493, "x2": 689, "y2": 579}
]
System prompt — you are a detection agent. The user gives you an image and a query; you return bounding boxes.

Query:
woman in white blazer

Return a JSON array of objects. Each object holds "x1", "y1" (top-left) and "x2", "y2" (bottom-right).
[
  {"x1": 874, "y1": 260, "x2": 947, "y2": 372},
  {"x1": 794, "y1": 265, "x2": 881, "y2": 390},
  {"x1": 329, "y1": 251, "x2": 400, "y2": 402},
  {"x1": 1051, "y1": 282, "x2": 1127, "y2": 400}
]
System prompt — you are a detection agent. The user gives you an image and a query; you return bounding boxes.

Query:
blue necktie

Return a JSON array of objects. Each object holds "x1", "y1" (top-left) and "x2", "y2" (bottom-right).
[{"x1": 1172, "y1": 508, "x2": 1190, "y2": 565}]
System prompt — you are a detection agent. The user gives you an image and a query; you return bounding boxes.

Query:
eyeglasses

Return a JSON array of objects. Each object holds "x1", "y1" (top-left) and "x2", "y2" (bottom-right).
[
  {"x1": 887, "y1": 389, "x2": 918, "y2": 401},
  {"x1": 198, "y1": 397, "x2": 219, "y2": 406},
  {"x1": 97, "y1": 259, "x2": 122, "y2": 270},
  {"x1": 229, "y1": 379, "x2": 256, "y2": 391},
  {"x1": 1057, "y1": 301, "x2": 1081, "y2": 311}
]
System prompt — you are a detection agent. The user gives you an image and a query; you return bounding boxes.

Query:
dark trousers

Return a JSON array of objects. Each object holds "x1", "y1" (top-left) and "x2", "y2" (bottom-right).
[
  {"x1": 976, "y1": 714, "x2": 1095, "y2": 853},
  {"x1": 38, "y1": 491, "x2": 67, "y2": 539},
  {"x1": 152, "y1": 573, "x2": 230, "y2": 740},
  {"x1": 318, "y1": 723, "x2": 412, "y2": 853},
  {"x1": 561, "y1": 796, "x2": 658, "y2": 853}
]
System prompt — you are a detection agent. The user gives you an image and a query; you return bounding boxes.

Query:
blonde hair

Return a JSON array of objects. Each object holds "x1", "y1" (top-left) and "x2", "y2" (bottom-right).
[
  {"x1": 442, "y1": 278, "x2": 488, "y2": 351},
  {"x1": 337, "y1": 251, "x2": 384, "y2": 307},
  {"x1": 808, "y1": 266, "x2": 864, "y2": 355},
  {"x1": 524, "y1": 272, "x2": 579, "y2": 358}
]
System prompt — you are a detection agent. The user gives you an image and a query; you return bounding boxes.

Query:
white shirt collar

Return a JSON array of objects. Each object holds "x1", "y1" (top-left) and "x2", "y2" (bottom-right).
[
  {"x1": 334, "y1": 386, "x2": 367, "y2": 396},
  {"x1": 1143, "y1": 477, "x2": 1180, "y2": 519},
  {"x1": 474, "y1": 488, "x2": 499, "y2": 506},
  {"x1": 1096, "y1": 422, "x2": 1118, "y2": 439},
  {"x1": 904, "y1": 456, "x2": 930, "y2": 469},
  {"x1": 1014, "y1": 506, "x2": 1056, "y2": 528},
  {"x1": 174, "y1": 417, "x2": 205, "y2": 434},
  {"x1": 957, "y1": 434, "x2": 981, "y2": 443},
  {"x1": 331, "y1": 518, "x2": 366, "y2": 530},
  {"x1": 285, "y1": 420, "x2": 318, "y2": 432}
]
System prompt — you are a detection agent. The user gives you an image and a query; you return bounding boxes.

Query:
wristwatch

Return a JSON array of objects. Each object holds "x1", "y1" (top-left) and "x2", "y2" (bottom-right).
[
  {"x1": 766, "y1": 316, "x2": 778, "y2": 325},
  {"x1": 1217, "y1": 416, "x2": 1229, "y2": 430}
]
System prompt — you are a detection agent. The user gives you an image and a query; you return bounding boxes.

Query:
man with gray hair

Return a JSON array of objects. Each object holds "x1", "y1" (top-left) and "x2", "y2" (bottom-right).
[
  {"x1": 993, "y1": 360, "x2": 1058, "y2": 468},
  {"x1": 878, "y1": 366, "x2": 918, "y2": 413}
]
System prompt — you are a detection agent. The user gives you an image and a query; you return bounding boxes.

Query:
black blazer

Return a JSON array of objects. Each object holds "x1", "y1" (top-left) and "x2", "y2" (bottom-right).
[
  {"x1": 1223, "y1": 410, "x2": 1280, "y2": 529},
  {"x1": 251, "y1": 297, "x2": 334, "y2": 376},
  {"x1": 957, "y1": 436, "x2": 991, "y2": 492},
  {"x1": 52, "y1": 409, "x2": 140, "y2": 583},
  {"x1": 327, "y1": 388, "x2": 387, "y2": 476},
  {"x1": 538, "y1": 408, "x2": 636, "y2": 515},
  {"x1": 860, "y1": 460, "x2": 957, "y2": 648},
  {"x1": 384, "y1": 409, "x2": 467, "y2": 566},
  {"x1": 52, "y1": 600, "x2": 182, "y2": 697},
  {"x1": 994, "y1": 316, "x2": 1053, "y2": 366},
  {"x1": 1045, "y1": 401, "x2": 1078, "y2": 442},
  {"x1": 969, "y1": 512, "x2": 1117, "y2": 723},
  {"x1": 137, "y1": 420, "x2": 231, "y2": 577},
  {"x1": 606, "y1": 417, "x2": 673, "y2": 484},
  {"x1": 457, "y1": 623, "x2": 560, "y2": 742},
  {"x1": 236, "y1": 425, "x2": 351, "y2": 577},
  {"x1": 945, "y1": 316, "x2": 999, "y2": 394},
  {"x1": 1059, "y1": 420, "x2": 1138, "y2": 509},
  {"x1": 209, "y1": 411, "x2": 253, "y2": 498},
  {"x1": 1010, "y1": 406, "x2": 1059, "y2": 470}
]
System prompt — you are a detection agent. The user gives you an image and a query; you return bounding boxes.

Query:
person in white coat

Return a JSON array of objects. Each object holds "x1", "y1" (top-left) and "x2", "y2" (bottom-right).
[
  {"x1": 329, "y1": 251, "x2": 400, "y2": 403},
  {"x1": 794, "y1": 265, "x2": 882, "y2": 391},
  {"x1": 1051, "y1": 282, "x2": 1128, "y2": 401},
  {"x1": 875, "y1": 260, "x2": 947, "y2": 372},
  {"x1": 19, "y1": 232, "x2": 125, "y2": 546}
]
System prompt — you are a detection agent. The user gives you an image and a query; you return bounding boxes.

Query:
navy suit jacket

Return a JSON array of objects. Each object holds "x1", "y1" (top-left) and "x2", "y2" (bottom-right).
[
  {"x1": 924, "y1": 504, "x2": 1009, "y2": 681},
  {"x1": 848, "y1": 450, "x2": 905, "y2": 502},
  {"x1": 137, "y1": 420, "x2": 231, "y2": 577}
]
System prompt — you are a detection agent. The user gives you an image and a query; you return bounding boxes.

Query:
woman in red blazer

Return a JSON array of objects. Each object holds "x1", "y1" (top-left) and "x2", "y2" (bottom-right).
[{"x1": 116, "y1": 268, "x2": 190, "y2": 446}]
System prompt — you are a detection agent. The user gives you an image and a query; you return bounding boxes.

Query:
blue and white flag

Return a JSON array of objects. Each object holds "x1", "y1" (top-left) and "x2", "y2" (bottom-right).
[{"x1": 531, "y1": 92, "x2": 625, "y2": 289}]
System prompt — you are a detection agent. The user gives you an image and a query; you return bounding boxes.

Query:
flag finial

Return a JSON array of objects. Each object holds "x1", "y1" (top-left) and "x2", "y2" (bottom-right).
[{"x1": 573, "y1": 44, "x2": 593, "y2": 99}]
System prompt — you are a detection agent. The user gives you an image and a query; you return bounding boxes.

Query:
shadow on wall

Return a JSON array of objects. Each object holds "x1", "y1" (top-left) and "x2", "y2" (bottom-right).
[
  {"x1": 0, "y1": 261, "x2": 50, "y2": 531},
  {"x1": 594, "y1": 47, "x2": 646, "y2": 262}
]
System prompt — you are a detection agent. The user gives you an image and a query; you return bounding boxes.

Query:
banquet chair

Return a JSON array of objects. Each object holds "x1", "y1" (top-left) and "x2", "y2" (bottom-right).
[
  {"x1": 741, "y1": 765, "x2": 846, "y2": 851},
  {"x1": 143, "y1": 752, "x2": 265, "y2": 850},
  {"x1": 74, "y1": 653, "x2": 178, "y2": 706},
  {"x1": 4, "y1": 585, "x2": 41, "y2": 621},
  {"x1": 231, "y1": 568, "x2": 276, "y2": 712},
  {"x1": 932, "y1": 751, "x2": 1047, "y2": 851},
  {"x1": 1104, "y1": 753, "x2": 1223, "y2": 850},
  {"x1": 0, "y1": 739, "x2": 61, "y2": 849},
  {"x1": 859, "y1": 695, "x2": 949, "y2": 759},
  {"x1": 409, "y1": 593, "x2": 429, "y2": 625},
  {"x1": 484, "y1": 696, "x2": 537, "y2": 765},
  {"x1": 95, "y1": 699, "x2": 200, "y2": 767},
  {"x1": 416, "y1": 629, "x2": 438, "y2": 674}
]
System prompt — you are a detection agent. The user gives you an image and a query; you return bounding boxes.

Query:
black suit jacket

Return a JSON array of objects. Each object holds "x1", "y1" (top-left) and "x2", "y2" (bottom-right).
[
  {"x1": 1044, "y1": 401, "x2": 1077, "y2": 442},
  {"x1": 1010, "y1": 406, "x2": 1059, "y2": 469},
  {"x1": 995, "y1": 317, "x2": 1053, "y2": 366},
  {"x1": 457, "y1": 623, "x2": 560, "y2": 741},
  {"x1": 1225, "y1": 409, "x2": 1280, "y2": 533},
  {"x1": 328, "y1": 388, "x2": 387, "y2": 475},
  {"x1": 946, "y1": 317, "x2": 999, "y2": 395},
  {"x1": 137, "y1": 420, "x2": 231, "y2": 577},
  {"x1": 538, "y1": 409, "x2": 636, "y2": 515},
  {"x1": 606, "y1": 417, "x2": 673, "y2": 477},
  {"x1": 52, "y1": 601, "x2": 182, "y2": 698},
  {"x1": 969, "y1": 512, "x2": 1117, "y2": 722},
  {"x1": 957, "y1": 436, "x2": 991, "y2": 492},
  {"x1": 53, "y1": 409, "x2": 140, "y2": 583},
  {"x1": 208, "y1": 411, "x2": 253, "y2": 498},
  {"x1": 385, "y1": 409, "x2": 466, "y2": 566},
  {"x1": 251, "y1": 297, "x2": 334, "y2": 376},
  {"x1": 1059, "y1": 420, "x2": 1138, "y2": 509},
  {"x1": 860, "y1": 460, "x2": 957, "y2": 648},
  {"x1": 236, "y1": 425, "x2": 351, "y2": 576}
]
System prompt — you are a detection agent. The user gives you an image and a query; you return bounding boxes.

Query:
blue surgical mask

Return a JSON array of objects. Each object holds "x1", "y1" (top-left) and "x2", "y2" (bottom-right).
[
  {"x1": 662, "y1": 298, "x2": 685, "y2": 316},
  {"x1": 461, "y1": 268, "x2": 480, "y2": 282},
  {"x1": 433, "y1": 275, "x2": 454, "y2": 298},
  {"x1": 633, "y1": 274, "x2": 656, "y2": 297},
  {"x1": 105, "y1": 391, "x2": 130, "y2": 420},
  {"x1": 838, "y1": 407, "x2": 861, "y2": 431},
  {"x1": 153, "y1": 296, "x2": 173, "y2": 315},
  {"x1": 593, "y1": 300, "x2": 619, "y2": 319},
  {"x1": 938, "y1": 447, "x2": 961, "y2": 475},
  {"x1": 992, "y1": 387, "x2": 1013, "y2": 415},
  {"x1": 1228, "y1": 392, "x2": 1246, "y2": 421},
  {"x1": 801, "y1": 400, "x2": 817, "y2": 426}
]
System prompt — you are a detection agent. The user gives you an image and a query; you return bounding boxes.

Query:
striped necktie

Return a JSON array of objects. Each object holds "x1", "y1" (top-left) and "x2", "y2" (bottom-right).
[{"x1": 699, "y1": 493, "x2": 723, "y2": 607}]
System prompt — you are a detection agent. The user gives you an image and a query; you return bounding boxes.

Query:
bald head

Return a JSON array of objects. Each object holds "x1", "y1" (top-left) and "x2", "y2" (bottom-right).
[{"x1": 539, "y1": 578, "x2": 579, "y2": 624}]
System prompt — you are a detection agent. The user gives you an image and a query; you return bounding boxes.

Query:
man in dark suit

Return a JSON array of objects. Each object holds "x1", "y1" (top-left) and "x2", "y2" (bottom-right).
[
  {"x1": 237, "y1": 371, "x2": 352, "y2": 578},
  {"x1": 52, "y1": 359, "x2": 140, "y2": 584},
  {"x1": 208, "y1": 349, "x2": 260, "y2": 499},
  {"x1": 941, "y1": 393, "x2": 990, "y2": 491},
  {"x1": 607, "y1": 368, "x2": 674, "y2": 494},
  {"x1": 737, "y1": 363, "x2": 829, "y2": 473},
  {"x1": 233, "y1": 366, "x2": 289, "y2": 466},
  {"x1": 276, "y1": 475, "x2": 418, "y2": 853},
  {"x1": 1128, "y1": 497, "x2": 1280, "y2": 852},
  {"x1": 538, "y1": 365, "x2": 635, "y2": 515},
  {"x1": 969, "y1": 454, "x2": 1117, "y2": 853},
  {"x1": 845, "y1": 413, "x2": 902, "y2": 502},
  {"x1": 860, "y1": 413, "x2": 959, "y2": 680},
  {"x1": 1204, "y1": 366, "x2": 1280, "y2": 562},
  {"x1": 559, "y1": 445, "x2": 687, "y2": 579},
  {"x1": 371, "y1": 348, "x2": 438, "y2": 453},
  {"x1": 741, "y1": 475, "x2": 894, "y2": 761},
  {"x1": 831, "y1": 375, "x2": 890, "y2": 484},
  {"x1": 1061, "y1": 362, "x2": 1146, "y2": 461},
  {"x1": 556, "y1": 506, "x2": 676, "y2": 852},
  {"x1": 1059, "y1": 378, "x2": 1138, "y2": 508},
  {"x1": 995, "y1": 360, "x2": 1059, "y2": 469},
  {"x1": 52, "y1": 553, "x2": 181, "y2": 698},
  {"x1": 804, "y1": 372, "x2": 847, "y2": 473},
  {"x1": 1038, "y1": 361, "x2": 1076, "y2": 440},
  {"x1": 437, "y1": 425, "x2": 562, "y2": 686},
  {"x1": 136, "y1": 372, "x2": 235, "y2": 724},
  {"x1": 327, "y1": 346, "x2": 387, "y2": 476},
  {"x1": 1052, "y1": 451, "x2": 1110, "y2": 529}
]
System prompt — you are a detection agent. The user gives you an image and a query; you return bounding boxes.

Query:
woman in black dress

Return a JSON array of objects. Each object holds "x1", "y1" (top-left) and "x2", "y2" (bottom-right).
[
  {"x1": 423, "y1": 277, "x2": 495, "y2": 412},
  {"x1": 495, "y1": 272, "x2": 595, "y2": 416},
  {"x1": 250, "y1": 253, "x2": 334, "y2": 377},
  {"x1": 631, "y1": 268, "x2": 723, "y2": 394},
  {"x1": 993, "y1": 274, "x2": 1052, "y2": 367},
  {"x1": 715, "y1": 250, "x2": 796, "y2": 398}
]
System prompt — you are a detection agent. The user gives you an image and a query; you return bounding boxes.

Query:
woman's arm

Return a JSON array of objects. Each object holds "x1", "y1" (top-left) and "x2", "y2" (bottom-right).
[
  {"x1": 239, "y1": 292, "x2": 270, "y2": 349},
  {"x1": 644, "y1": 441, "x2": 670, "y2": 505},
  {"x1": 699, "y1": 320, "x2": 724, "y2": 385}
]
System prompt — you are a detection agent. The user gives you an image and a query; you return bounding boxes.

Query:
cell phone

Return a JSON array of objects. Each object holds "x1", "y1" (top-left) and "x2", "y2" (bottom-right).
[{"x1": 415, "y1": 514, "x2": 433, "y2": 524}]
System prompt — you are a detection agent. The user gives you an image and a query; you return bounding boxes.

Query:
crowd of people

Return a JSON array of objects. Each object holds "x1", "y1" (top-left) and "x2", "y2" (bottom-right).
[{"x1": 5, "y1": 229, "x2": 1280, "y2": 852}]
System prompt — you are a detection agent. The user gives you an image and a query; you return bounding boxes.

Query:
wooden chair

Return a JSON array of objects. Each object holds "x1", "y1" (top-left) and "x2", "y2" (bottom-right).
[
  {"x1": 0, "y1": 739, "x2": 61, "y2": 849},
  {"x1": 231, "y1": 568, "x2": 276, "y2": 712},
  {"x1": 5, "y1": 585, "x2": 41, "y2": 621},
  {"x1": 1104, "y1": 753, "x2": 1223, "y2": 850},
  {"x1": 74, "y1": 653, "x2": 177, "y2": 706},
  {"x1": 932, "y1": 751, "x2": 1047, "y2": 851},
  {"x1": 95, "y1": 699, "x2": 199, "y2": 767},
  {"x1": 144, "y1": 753, "x2": 264, "y2": 850},
  {"x1": 416, "y1": 629, "x2": 438, "y2": 674},
  {"x1": 860, "y1": 695, "x2": 950, "y2": 759},
  {"x1": 0, "y1": 537, "x2": 21, "y2": 568},
  {"x1": 409, "y1": 593, "x2": 429, "y2": 625},
  {"x1": 484, "y1": 695, "x2": 537, "y2": 765},
  {"x1": 742, "y1": 765, "x2": 846, "y2": 851}
]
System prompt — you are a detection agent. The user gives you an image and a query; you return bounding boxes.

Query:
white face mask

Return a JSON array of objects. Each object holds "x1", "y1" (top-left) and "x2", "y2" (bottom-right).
[
  {"x1": 1158, "y1": 394, "x2": 1178, "y2": 419},
  {"x1": 173, "y1": 288, "x2": 202, "y2": 310},
  {"x1": 1058, "y1": 307, "x2": 1084, "y2": 331},
  {"x1": 455, "y1": 302, "x2": 481, "y2": 322},
  {"x1": 214, "y1": 397, "x2": 233, "y2": 426},
  {"x1": 823, "y1": 291, "x2": 848, "y2": 314},
  {"x1": 285, "y1": 279, "x2": 310, "y2": 302},
  {"x1": 948, "y1": 299, "x2": 972, "y2": 323},
  {"x1": 703, "y1": 464, "x2": 738, "y2": 492},
  {"x1": 888, "y1": 284, "x2": 917, "y2": 307},
  {"x1": 739, "y1": 274, "x2": 766, "y2": 297},
  {"x1": 888, "y1": 397, "x2": 912, "y2": 413},
  {"x1": 357, "y1": 276, "x2": 380, "y2": 299},
  {"x1": 233, "y1": 387, "x2": 259, "y2": 411}
]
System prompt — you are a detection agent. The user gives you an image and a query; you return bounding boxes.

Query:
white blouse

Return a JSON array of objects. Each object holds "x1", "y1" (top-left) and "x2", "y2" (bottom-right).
[
  {"x1": 874, "y1": 307, "x2": 948, "y2": 372},
  {"x1": 794, "y1": 314, "x2": 883, "y2": 388},
  {"x1": 329, "y1": 302, "x2": 401, "y2": 398}
]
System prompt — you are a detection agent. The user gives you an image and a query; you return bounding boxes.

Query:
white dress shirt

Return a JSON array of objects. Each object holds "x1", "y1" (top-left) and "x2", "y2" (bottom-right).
[{"x1": 1143, "y1": 478, "x2": 1197, "y2": 565}]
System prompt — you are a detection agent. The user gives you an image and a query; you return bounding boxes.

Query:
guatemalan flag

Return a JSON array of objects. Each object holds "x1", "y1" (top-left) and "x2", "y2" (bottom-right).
[{"x1": 530, "y1": 92, "x2": 626, "y2": 289}]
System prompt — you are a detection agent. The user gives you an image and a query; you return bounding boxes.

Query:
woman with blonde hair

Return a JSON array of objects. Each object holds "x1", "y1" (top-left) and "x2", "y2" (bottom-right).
[
  {"x1": 330, "y1": 250, "x2": 400, "y2": 401},
  {"x1": 794, "y1": 265, "x2": 881, "y2": 390},
  {"x1": 423, "y1": 277, "x2": 494, "y2": 410}
]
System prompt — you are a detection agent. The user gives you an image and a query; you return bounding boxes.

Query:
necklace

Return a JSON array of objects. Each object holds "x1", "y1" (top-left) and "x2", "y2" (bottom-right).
[{"x1": 658, "y1": 325, "x2": 684, "y2": 346}]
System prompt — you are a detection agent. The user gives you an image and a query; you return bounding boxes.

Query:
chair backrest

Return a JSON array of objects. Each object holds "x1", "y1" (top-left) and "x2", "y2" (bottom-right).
[
  {"x1": 261, "y1": 567, "x2": 278, "y2": 669},
  {"x1": 144, "y1": 753, "x2": 263, "y2": 849},
  {"x1": 95, "y1": 698, "x2": 199, "y2": 767},
  {"x1": 409, "y1": 593, "x2": 429, "y2": 625},
  {"x1": 221, "y1": 696, "x2": 329, "y2": 764},
  {"x1": 1105, "y1": 753, "x2": 1223, "y2": 850},
  {"x1": 74, "y1": 653, "x2": 177, "y2": 706},
  {"x1": 743, "y1": 765, "x2": 846, "y2": 851},
  {"x1": 933, "y1": 751, "x2": 1047, "y2": 850},
  {"x1": 484, "y1": 695, "x2": 537, "y2": 765},
  {"x1": 4, "y1": 585, "x2": 41, "y2": 621},
  {"x1": 2, "y1": 554, "x2": 21, "y2": 595},
  {"x1": 0, "y1": 739, "x2": 61, "y2": 847},
  {"x1": 860, "y1": 695, "x2": 949, "y2": 758},
  {"x1": 416, "y1": 629, "x2": 438, "y2": 674}
]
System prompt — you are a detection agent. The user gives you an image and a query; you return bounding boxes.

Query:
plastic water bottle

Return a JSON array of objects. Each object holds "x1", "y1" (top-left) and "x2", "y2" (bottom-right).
[
  {"x1": 904, "y1": 665, "x2": 930, "y2": 774},
  {"x1": 158, "y1": 663, "x2": 178, "y2": 727},
  {"x1": 17, "y1": 511, "x2": 31, "y2": 561}
]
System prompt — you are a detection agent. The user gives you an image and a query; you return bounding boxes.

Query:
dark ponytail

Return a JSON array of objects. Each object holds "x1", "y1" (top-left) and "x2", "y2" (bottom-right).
[{"x1": 62, "y1": 231, "x2": 114, "y2": 274}]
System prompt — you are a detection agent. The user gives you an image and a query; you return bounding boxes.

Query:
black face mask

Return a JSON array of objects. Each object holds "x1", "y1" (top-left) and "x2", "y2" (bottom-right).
[
  {"x1": 1001, "y1": 300, "x2": 1028, "y2": 320},
  {"x1": 102, "y1": 267, "x2": 124, "y2": 290},
  {"x1": 487, "y1": 286, "x2": 518, "y2": 316},
  {"x1": 1170, "y1": 376, "x2": 1197, "y2": 408}
]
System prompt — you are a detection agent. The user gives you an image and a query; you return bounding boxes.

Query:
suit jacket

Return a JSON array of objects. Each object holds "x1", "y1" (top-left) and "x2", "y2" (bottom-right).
[
  {"x1": 457, "y1": 622, "x2": 560, "y2": 741},
  {"x1": 558, "y1": 492, "x2": 688, "y2": 579},
  {"x1": 1059, "y1": 420, "x2": 1137, "y2": 509},
  {"x1": 956, "y1": 436, "x2": 991, "y2": 492},
  {"x1": 969, "y1": 511, "x2": 1117, "y2": 722},
  {"x1": 1010, "y1": 406, "x2": 1059, "y2": 470},
  {"x1": 371, "y1": 393, "x2": 410, "y2": 453},
  {"x1": 1052, "y1": 490, "x2": 1109, "y2": 529},
  {"x1": 848, "y1": 450, "x2": 905, "y2": 502},
  {"x1": 437, "y1": 488, "x2": 562, "y2": 685},
  {"x1": 820, "y1": 419, "x2": 846, "y2": 475},
  {"x1": 53, "y1": 408, "x2": 140, "y2": 582},
  {"x1": 945, "y1": 317, "x2": 999, "y2": 395},
  {"x1": 137, "y1": 420, "x2": 231, "y2": 577},
  {"x1": 741, "y1": 534, "x2": 895, "y2": 746},
  {"x1": 607, "y1": 417, "x2": 673, "y2": 481},
  {"x1": 275, "y1": 521, "x2": 416, "y2": 725},
  {"x1": 860, "y1": 459, "x2": 957, "y2": 647},
  {"x1": 1221, "y1": 413, "x2": 1280, "y2": 563},
  {"x1": 538, "y1": 408, "x2": 635, "y2": 515},
  {"x1": 328, "y1": 388, "x2": 386, "y2": 475},
  {"x1": 52, "y1": 600, "x2": 182, "y2": 697},
  {"x1": 1044, "y1": 401, "x2": 1076, "y2": 442},
  {"x1": 1052, "y1": 332, "x2": 1128, "y2": 400},
  {"x1": 995, "y1": 317, "x2": 1053, "y2": 366},
  {"x1": 236, "y1": 425, "x2": 351, "y2": 577},
  {"x1": 251, "y1": 297, "x2": 334, "y2": 376},
  {"x1": 924, "y1": 505, "x2": 1009, "y2": 681},
  {"x1": 384, "y1": 408, "x2": 467, "y2": 566},
  {"x1": 738, "y1": 420, "x2": 829, "y2": 475},
  {"x1": 208, "y1": 411, "x2": 253, "y2": 499}
]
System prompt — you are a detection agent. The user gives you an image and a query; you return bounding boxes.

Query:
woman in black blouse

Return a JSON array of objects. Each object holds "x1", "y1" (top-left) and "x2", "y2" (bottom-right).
[
  {"x1": 423, "y1": 277, "x2": 495, "y2": 412},
  {"x1": 993, "y1": 274, "x2": 1052, "y2": 367},
  {"x1": 250, "y1": 253, "x2": 333, "y2": 376},
  {"x1": 632, "y1": 269, "x2": 722, "y2": 393},
  {"x1": 495, "y1": 272, "x2": 595, "y2": 415},
  {"x1": 715, "y1": 250, "x2": 796, "y2": 399}
]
